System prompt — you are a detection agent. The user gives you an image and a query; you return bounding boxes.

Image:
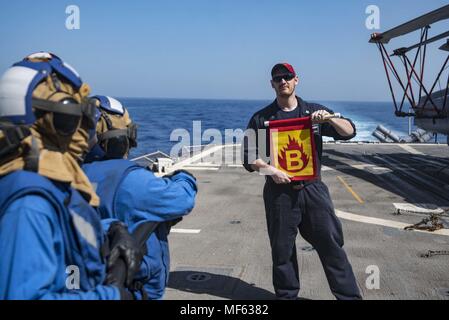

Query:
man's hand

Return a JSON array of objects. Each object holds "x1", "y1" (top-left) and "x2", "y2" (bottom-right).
[
  {"x1": 311, "y1": 110, "x2": 354, "y2": 137},
  {"x1": 311, "y1": 110, "x2": 332, "y2": 124},
  {"x1": 261, "y1": 165, "x2": 292, "y2": 184},
  {"x1": 250, "y1": 159, "x2": 291, "y2": 184}
]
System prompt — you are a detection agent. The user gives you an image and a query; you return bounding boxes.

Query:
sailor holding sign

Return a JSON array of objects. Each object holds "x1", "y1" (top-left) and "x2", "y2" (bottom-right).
[{"x1": 242, "y1": 63, "x2": 361, "y2": 300}]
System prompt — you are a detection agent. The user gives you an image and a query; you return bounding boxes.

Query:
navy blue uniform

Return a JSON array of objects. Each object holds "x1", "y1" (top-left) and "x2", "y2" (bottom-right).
[{"x1": 243, "y1": 96, "x2": 361, "y2": 300}]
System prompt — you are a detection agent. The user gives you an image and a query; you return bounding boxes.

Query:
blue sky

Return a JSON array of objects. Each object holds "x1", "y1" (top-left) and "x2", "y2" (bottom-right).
[{"x1": 0, "y1": 0, "x2": 447, "y2": 101}]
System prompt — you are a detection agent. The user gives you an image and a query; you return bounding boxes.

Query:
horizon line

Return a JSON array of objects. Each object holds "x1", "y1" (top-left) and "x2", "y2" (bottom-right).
[{"x1": 114, "y1": 96, "x2": 393, "y2": 104}]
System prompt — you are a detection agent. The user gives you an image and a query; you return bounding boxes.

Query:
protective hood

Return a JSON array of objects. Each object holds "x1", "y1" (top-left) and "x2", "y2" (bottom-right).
[
  {"x1": 85, "y1": 96, "x2": 137, "y2": 162},
  {"x1": 0, "y1": 53, "x2": 99, "y2": 206}
]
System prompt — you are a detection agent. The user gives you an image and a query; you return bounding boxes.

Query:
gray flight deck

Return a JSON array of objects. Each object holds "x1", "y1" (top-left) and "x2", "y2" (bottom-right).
[{"x1": 154, "y1": 142, "x2": 449, "y2": 300}]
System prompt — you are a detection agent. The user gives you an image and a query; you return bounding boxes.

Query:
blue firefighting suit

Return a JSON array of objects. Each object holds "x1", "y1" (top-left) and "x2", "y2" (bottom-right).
[
  {"x1": 82, "y1": 159, "x2": 197, "y2": 299},
  {"x1": 0, "y1": 170, "x2": 120, "y2": 300}
]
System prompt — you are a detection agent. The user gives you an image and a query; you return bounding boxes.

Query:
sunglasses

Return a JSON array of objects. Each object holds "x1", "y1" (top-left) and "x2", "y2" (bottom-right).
[{"x1": 272, "y1": 73, "x2": 295, "y2": 83}]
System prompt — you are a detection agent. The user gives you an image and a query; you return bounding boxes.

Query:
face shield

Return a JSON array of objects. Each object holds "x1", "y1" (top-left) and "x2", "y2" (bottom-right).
[
  {"x1": 103, "y1": 134, "x2": 130, "y2": 159},
  {"x1": 32, "y1": 97, "x2": 97, "y2": 136},
  {"x1": 97, "y1": 116, "x2": 137, "y2": 159}
]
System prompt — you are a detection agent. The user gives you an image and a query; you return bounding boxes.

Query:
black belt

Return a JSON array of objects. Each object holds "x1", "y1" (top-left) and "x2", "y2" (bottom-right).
[
  {"x1": 265, "y1": 176, "x2": 321, "y2": 190},
  {"x1": 291, "y1": 178, "x2": 321, "y2": 190}
]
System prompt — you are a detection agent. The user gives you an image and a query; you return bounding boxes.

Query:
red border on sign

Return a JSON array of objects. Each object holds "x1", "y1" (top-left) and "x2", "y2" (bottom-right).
[{"x1": 269, "y1": 117, "x2": 317, "y2": 181}]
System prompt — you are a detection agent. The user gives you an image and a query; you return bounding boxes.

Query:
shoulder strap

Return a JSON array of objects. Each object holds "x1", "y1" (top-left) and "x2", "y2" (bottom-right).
[
  {"x1": 0, "y1": 122, "x2": 31, "y2": 158},
  {"x1": 24, "y1": 136, "x2": 39, "y2": 172}
]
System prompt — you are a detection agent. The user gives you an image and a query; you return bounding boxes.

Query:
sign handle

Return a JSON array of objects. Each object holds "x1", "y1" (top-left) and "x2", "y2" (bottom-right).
[{"x1": 264, "y1": 113, "x2": 341, "y2": 127}]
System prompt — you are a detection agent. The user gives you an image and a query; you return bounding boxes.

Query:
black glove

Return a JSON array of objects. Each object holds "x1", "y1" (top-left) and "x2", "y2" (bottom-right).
[
  {"x1": 105, "y1": 221, "x2": 144, "y2": 288},
  {"x1": 167, "y1": 217, "x2": 183, "y2": 228},
  {"x1": 119, "y1": 287, "x2": 135, "y2": 300},
  {"x1": 164, "y1": 169, "x2": 196, "y2": 181}
]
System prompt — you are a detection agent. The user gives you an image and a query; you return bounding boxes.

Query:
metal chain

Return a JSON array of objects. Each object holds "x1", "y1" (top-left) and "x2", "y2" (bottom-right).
[
  {"x1": 404, "y1": 213, "x2": 445, "y2": 232},
  {"x1": 420, "y1": 250, "x2": 449, "y2": 258}
]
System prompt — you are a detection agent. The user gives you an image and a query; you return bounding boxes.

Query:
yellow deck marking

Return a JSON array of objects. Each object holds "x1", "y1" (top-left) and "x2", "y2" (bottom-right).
[{"x1": 337, "y1": 176, "x2": 364, "y2": 204}]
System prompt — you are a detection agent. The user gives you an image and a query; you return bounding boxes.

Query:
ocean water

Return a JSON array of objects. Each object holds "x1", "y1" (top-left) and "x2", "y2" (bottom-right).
[{"x1": 122, "y1": 98, "x2": 441, "y2": 158}]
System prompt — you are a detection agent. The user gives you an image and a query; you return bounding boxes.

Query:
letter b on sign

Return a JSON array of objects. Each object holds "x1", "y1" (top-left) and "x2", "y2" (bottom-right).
[
  {"x1": 66, "y1": 5, "x2": 80, "y2": 30},
  {"x1": 286, "y1": 150, "x2": 302, "y2": 171}
]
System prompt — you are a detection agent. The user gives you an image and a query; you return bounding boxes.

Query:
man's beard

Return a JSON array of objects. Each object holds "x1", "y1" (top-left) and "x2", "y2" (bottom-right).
[{"x1": 278, "y1": 88, "x2": 294, "y2": 98}]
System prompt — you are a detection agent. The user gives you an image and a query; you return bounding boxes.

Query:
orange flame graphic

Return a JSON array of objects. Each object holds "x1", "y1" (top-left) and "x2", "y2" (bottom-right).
[{"x1": 278, "y1": 135, "x2": 309, "y2": 173}]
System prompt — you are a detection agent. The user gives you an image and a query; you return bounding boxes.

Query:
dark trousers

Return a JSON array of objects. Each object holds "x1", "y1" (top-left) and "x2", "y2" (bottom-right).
[{"x1": 263, "y1": 180, "x2": 362, "y2": 300}]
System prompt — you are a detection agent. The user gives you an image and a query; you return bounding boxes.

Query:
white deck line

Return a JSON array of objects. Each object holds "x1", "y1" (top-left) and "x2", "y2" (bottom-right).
[
  {"x1": 398, "y1": 144, "x2": 425, "y2": 155},
  {"x1": 184, "y1": 162, "x2": 221, "y2": 167},
  {"x1": 171, "y1": 228, "x2": 201, "y2": 234},
  {"x1": 181, "y1": 167, "x2": 220, "y2": 171},
  {"x1": 335, "y1": 209, "x2": 449, "y2": 236}
]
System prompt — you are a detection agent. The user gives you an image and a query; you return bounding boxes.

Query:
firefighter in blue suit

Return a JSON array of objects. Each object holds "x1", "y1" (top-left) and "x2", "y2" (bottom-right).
[
  {"x1": 0, "y1": 53, "x2": 141, "y2": 299},
  {"x1": 83, "y1": 95, "x2": 197, "y2": 299}
]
